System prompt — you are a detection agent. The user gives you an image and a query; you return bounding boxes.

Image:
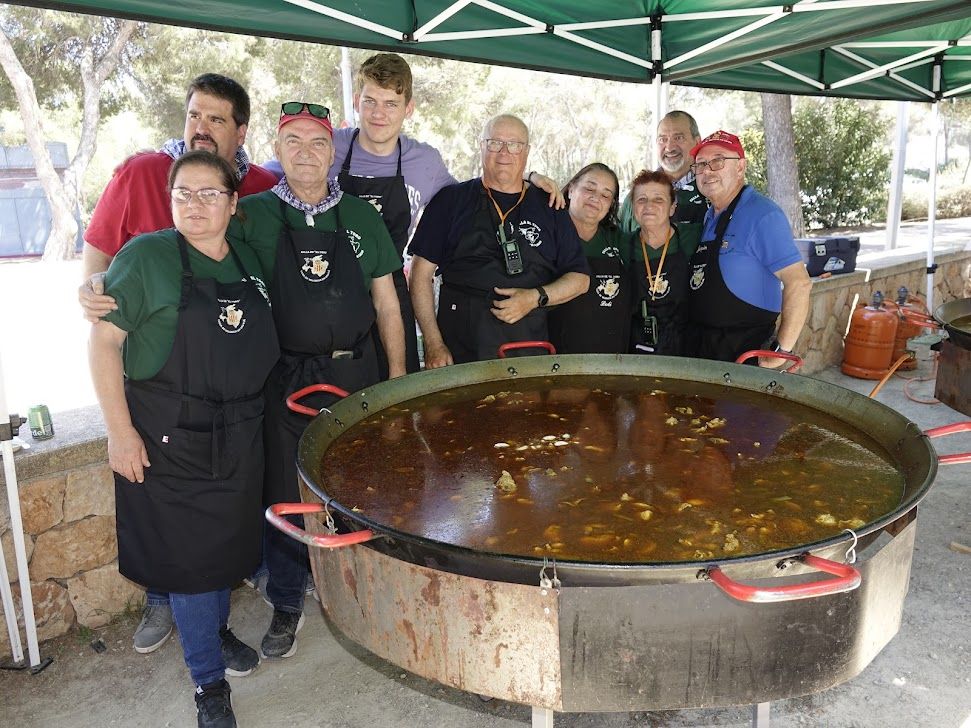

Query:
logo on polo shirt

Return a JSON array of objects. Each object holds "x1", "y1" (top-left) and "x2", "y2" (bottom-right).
[
  {"x1": 601, "y1": 246, "x2": 620, "y2": 258},
  {"x1": 518, "y1": 220, "x2": 543, "y2": 247},
  {"x1": 218, "y1": 300, "x2": 246, "y2": 333},
  {"x1": 300, "y1": 251, "x2": 331, "y2": 282}
]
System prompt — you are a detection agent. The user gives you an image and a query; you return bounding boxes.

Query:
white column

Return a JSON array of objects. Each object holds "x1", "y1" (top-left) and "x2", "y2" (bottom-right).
[
  {"x1": 885, "y1": 101, "x2": 909, "y2": 250},
  {"x1": 341, "y1": 47, "x2": 355, "y2": 128},
  {"x1": 926, "y1": 58, "x2": 942, "y2": 311},
  {"x1": 650, "y1": 22, "x2": 664, "y2": 169}
]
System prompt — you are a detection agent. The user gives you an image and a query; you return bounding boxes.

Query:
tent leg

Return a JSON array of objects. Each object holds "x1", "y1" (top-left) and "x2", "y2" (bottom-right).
[{"x1": 926, "y1": 99, "x2": 939, "y2": 311}]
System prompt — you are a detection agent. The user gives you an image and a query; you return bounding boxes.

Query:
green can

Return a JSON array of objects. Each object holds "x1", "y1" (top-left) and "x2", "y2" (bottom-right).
[{"x1": 28, "y1": 405, "x2": 54, "y2": 440}]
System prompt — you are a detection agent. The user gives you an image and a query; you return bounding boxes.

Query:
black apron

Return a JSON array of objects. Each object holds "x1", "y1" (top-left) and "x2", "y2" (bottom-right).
[
  {"x1": 437, "y1": 185, "x2": 556, "y2": 363},
  {"x1": 684, "y1": 186, "x2": 778, "y2": 362},
  {"x1": 264, "y1": 198, "x2": 378, "y2": 506},
  {"x1": 116, "y1": 234, "x2": 279, "y2": 594},
  {"x1": 630, "y1": 228, "x2": 690, "y2": 356},
  {"x1": 338, "y1": 130, "x2": 420, "y2": 376},
  {"x1": 547, "y1": 251, "x2": 630, "y2": 354}
]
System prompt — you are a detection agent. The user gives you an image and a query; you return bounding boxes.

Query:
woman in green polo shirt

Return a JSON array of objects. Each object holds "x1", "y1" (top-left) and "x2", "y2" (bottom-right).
[{"x1": 89, "y1": 150, "x2": 279, "y2": 727}]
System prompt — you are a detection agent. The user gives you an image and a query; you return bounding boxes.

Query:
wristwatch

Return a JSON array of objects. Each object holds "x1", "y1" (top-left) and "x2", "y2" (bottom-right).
[
  {"x1": 536, "y1": 286, "x2": 549, "y2": 308},
  {"x1": 764, "y1": 336, "x2": 793, "y2": 355}
]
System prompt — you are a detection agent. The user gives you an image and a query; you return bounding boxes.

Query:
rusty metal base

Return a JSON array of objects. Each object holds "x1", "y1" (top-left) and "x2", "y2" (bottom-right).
[
  {"x1": 934, "y1": 340, "x2": 971, "y2": 416},
  {"x1": 306, "y1": 511, "x2": 916, "y2": 714}
]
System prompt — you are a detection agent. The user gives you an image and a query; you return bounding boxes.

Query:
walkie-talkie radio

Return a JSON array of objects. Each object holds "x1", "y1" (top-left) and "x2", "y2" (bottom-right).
[{"x1": 499, "y1": 225, "x2": 524, "y2": 275}]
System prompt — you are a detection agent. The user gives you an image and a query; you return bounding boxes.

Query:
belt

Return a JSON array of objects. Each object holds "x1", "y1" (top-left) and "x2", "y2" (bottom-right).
[{"x1": 280, "y1": 347, "x2": 362, "y2": 360}]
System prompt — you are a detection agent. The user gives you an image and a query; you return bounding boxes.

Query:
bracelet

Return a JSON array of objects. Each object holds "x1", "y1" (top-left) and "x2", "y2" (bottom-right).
[{"x1": 526, "y1": 170, "x2": 535, "y2": 183}]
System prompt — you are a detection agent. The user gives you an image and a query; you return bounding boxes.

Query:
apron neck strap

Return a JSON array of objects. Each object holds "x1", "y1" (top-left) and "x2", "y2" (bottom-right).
[
  {"x1": 343, "y1": 127, "x2": 403, "y2": 176},
  {"x1": 713, "y1": 184, "x2": 747, "y2": 243},
  {"x1": 175, "y1": 232, "x2": 194, "y2": 312}
]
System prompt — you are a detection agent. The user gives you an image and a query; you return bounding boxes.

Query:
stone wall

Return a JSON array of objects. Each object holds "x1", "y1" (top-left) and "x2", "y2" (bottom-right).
[
  {"x1": 795, "y1": 247, "x2": 971, "y2": 374},
  {"x1": 1, "y1": 409, "x2": 142, "y2": 655}
]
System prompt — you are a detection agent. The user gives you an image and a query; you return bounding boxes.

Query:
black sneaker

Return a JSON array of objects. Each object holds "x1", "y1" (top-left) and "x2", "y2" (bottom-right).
[
  {"x1": 194, "y1": 679, "x2": 236, "y2": 728},
  {"x1": 260, "y1": 609, "x2": 305, "y2": 659},
  {"x1": 219, "y1": 626, "x2": 259, "y2": 677}
]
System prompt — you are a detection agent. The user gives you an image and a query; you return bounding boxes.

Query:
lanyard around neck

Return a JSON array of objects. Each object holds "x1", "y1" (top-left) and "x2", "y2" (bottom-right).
[
  {"x1": 640, "y1": 227, "x2": 674, "y2": 300},
  {"x1": 485, "y1": 182, "x2": 527, "y2": 243}
]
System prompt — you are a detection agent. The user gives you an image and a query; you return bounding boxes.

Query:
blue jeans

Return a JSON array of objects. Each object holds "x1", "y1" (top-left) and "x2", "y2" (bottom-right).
[
  {"x1": 265, "y1": 513, "x2": 307, "y2": 614},
  {"x1": 170, "y1": 589, "x2": 230, "y2": 686},
  {"x1": 146, "y1": 590, "x2": 169, "y2": 607}
]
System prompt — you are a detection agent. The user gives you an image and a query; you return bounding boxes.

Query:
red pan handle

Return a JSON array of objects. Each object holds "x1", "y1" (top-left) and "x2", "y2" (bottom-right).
[
  {"x1": 705, "y1": 553, "x2": 860, "y2": 603},
  {"x1": 286, "y1": 384, "x2": 351, "y2": 417},
  {"x1": 897, "y1": 308, "x2": 939, "y2": 329},
  {"x1": 924, "y1": 422, "x2": 971, "y2": 465},
  {"x1": 265, "y1": 503, "x2": 375, "y2": 548},
  {"x1": 497, "y1": 340, "x2": 557, "y2": 358},
  {"x1": 734, "y1": 349, "x2": 804, "y2": 373}
]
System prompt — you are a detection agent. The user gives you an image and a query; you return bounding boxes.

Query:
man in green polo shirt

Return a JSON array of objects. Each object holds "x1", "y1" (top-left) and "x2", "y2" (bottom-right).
[{"x1": 231, "y1": 101, "x2": 404, "y2": 661}]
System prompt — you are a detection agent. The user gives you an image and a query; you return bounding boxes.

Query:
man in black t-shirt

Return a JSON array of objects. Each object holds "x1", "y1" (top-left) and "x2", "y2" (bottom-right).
[{"x1": 409, "y1": 114, "x2": 589, "y2": 366}]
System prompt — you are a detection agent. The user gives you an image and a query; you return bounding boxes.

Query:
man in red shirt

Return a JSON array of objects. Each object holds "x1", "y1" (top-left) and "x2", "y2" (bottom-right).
[{"x1": 82, "y1": 73, "x2": 276, "y2": 281}]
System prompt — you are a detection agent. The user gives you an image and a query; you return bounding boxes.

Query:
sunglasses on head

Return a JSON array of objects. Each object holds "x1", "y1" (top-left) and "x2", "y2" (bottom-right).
[{"x1": 280, "y1": 102, "x2": 330, "y2": 119}]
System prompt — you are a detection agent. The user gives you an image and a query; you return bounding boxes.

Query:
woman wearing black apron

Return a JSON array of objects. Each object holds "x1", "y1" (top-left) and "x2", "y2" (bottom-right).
[
  {"x1": 338, "y1": 129, "x2": 420, "y2": 375},
  {"x1": 547, "y1": 163, "x2": 632, "y2": 354},
  {"x1": 90, "y1": 151, "x2": 279, "y2": 727},
  {"x1": 627, "y1": 170, "x2": 700, "y2": 356}
]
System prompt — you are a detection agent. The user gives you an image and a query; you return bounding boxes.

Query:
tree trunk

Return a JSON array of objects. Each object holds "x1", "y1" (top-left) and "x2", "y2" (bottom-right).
[
  {"x1": 761, "y1": 93, "x2": 805, "y2": 237},
  {"x1": 0, "y1": 21, "x2": 137, "y2": 261}
]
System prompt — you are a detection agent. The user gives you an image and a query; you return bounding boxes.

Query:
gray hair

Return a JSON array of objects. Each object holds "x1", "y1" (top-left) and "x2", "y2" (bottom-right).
[
  {"x1": 481, "y1": 114, "x2": 529, "y2": 143},
  {"x1": 660, "y1": 110, "x2": 701, "y2": 140}
]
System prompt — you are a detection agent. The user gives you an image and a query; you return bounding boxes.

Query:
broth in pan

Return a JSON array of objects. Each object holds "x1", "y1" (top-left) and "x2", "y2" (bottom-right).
[{"x1": 318, "y1": 376, "x2": 904, "y2": 563}]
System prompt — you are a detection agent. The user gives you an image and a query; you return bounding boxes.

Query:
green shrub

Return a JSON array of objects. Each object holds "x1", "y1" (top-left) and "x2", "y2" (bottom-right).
[
  {"x1": 938, "y1": 185, "x2": 971, "y2": 218},
  {"x1": 743, "y1": 99, "x2": 891, "y2": 228}
]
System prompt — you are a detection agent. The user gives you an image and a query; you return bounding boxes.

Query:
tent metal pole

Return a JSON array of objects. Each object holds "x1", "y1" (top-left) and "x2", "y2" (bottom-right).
[
  {"x1": 340, "y1": 47, "x2": 355, "y2": 127},
  {"x1": 651, "y1": 20, "x2": 663, "y2": 169},
  {"x1": 926, "y1": 99, "x2": 939, "y2": 310},
  {"x1": 0, "y1": 352, "x2": 42, "y2": 669},
  {"x1": 886, "y1": 101, "x2": 909, "y2": 250},
  {"x1": 926, "y1": 57, "x2": 942, "y2": 311}
]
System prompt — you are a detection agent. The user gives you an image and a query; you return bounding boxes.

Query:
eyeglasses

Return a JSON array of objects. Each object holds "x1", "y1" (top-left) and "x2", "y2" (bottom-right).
[
  {"x1": 170, "y1": 188, "x2": 232, "y2": 205},
  {"x1": 280, "y1": 102, "x2": 330, "y2": 119},
  {"x1": 656, "y1": 133, "x2": 688, "y2": 145},
  {"x1": 689, "y1": 156, "x2": 740, "y2": 174},
  {"x1": 482, "y1": 138, "x2": 527, "y2": 155}
]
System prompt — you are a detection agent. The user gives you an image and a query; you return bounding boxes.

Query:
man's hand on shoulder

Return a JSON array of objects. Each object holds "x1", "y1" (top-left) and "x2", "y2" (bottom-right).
[
  {"x1": 79, "y1": 273, "x2": 117, "y2": 323},
  {"x1": 491, "y1": 287, "x2": 538, "y2": 324}
]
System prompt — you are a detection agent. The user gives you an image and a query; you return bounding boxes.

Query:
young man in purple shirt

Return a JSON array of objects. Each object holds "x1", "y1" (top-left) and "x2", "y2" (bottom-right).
[{"x1": 313, "y1": 53, "x2": 561, "y2": 374}]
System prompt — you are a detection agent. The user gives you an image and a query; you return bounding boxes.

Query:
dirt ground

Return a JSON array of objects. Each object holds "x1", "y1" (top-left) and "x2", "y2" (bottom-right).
[{"x1": 1, "y1": 364, "x2": 969, "y2": 728}]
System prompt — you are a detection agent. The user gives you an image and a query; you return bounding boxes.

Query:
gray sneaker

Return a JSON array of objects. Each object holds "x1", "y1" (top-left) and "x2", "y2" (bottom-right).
[
  {"x1": 260, "y1": 610, "x2": 305, "y2": 659},
  {"x1": 133, "y1": 603, "x2": 174, "y2": 654}
]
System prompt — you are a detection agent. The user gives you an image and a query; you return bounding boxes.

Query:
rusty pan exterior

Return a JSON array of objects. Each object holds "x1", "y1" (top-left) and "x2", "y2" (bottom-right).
[{"x1": 295, "y1": 354, "x2": 938, "y2": 710}]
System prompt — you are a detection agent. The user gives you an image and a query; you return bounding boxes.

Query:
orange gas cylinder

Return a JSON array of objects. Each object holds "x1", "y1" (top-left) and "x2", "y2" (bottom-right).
[
  {"x1": 841, "y1": 291, "x2": 899, "y2": 379},
  {"x1": 885, "y1": 287, "x2": 924, "y2": 371}
]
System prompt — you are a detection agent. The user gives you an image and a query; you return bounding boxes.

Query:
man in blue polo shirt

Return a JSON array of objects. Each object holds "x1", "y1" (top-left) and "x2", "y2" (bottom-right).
[
  {"x1": 409, "y1": 114, "x2": 589, "y2": 365},
  {"x1": 684, "y1": 130, "x2": 810, "y2": 366}
]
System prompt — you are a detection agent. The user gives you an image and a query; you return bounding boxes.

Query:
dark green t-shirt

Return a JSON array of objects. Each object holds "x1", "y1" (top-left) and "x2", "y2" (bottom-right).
[
  {"x1": 229, "y1": 191, "x2": 401, "y2": 287},
  {"x1": 628, "y1": 223, "x2": 702, "y2": 264},
  {"x1": 580, "y1": 226, "x2": 628, "y2": 262},
  {"x1": 103, "y1": 228, "x2": 268, "y2": 380}
]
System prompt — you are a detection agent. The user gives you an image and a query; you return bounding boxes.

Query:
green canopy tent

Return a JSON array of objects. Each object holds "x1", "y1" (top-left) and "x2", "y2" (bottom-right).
[{"x1": 11, "y1": 1, "x2": 971, "y2": 98}]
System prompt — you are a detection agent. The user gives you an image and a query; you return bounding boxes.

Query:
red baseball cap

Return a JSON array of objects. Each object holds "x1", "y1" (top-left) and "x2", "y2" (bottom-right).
[
  {"x1": 690, "y1": 130, "x2": 745, "y2": 159},
  {"x1": 278, "y1": 102, "x2": 333, "y2": 136}
]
